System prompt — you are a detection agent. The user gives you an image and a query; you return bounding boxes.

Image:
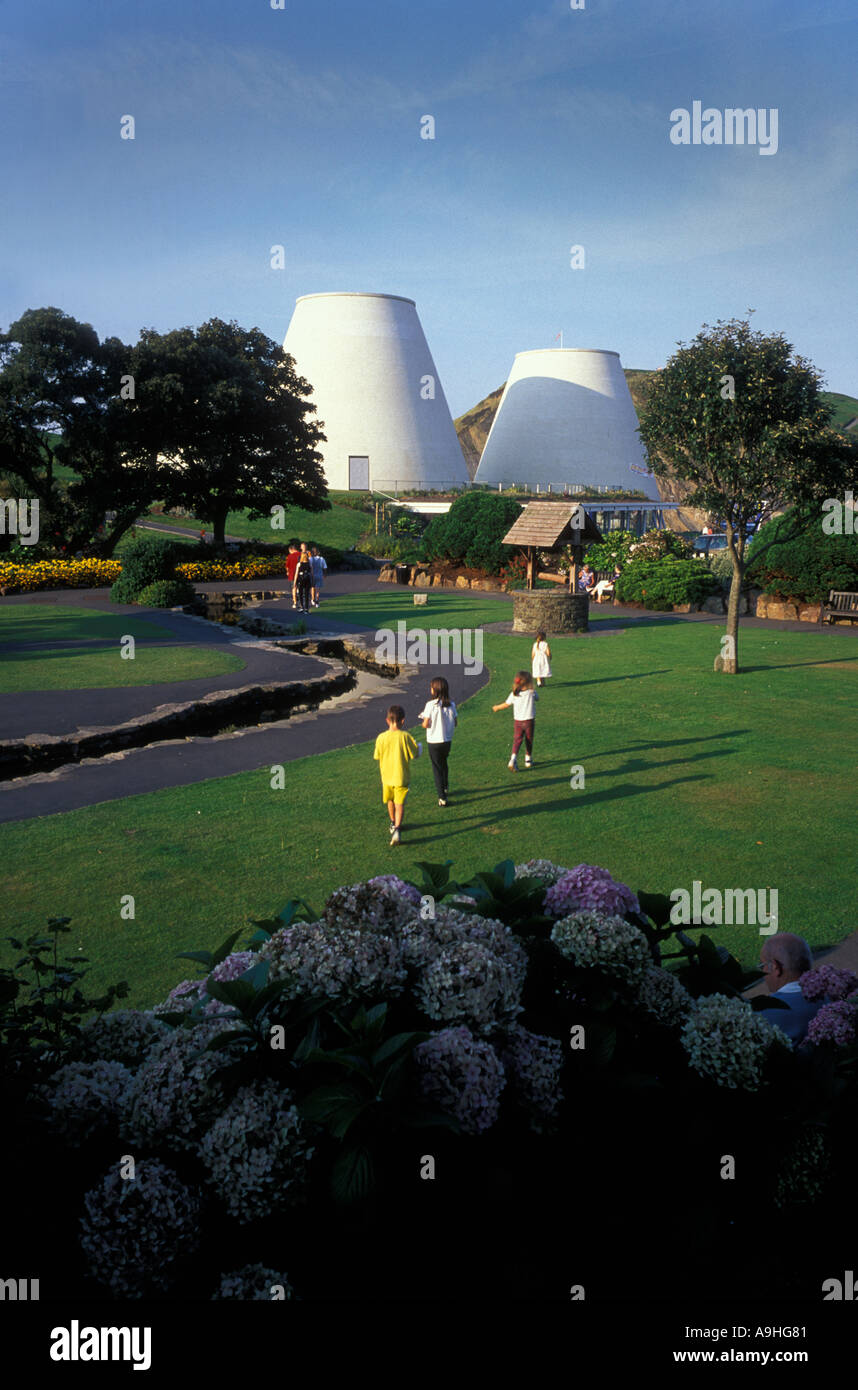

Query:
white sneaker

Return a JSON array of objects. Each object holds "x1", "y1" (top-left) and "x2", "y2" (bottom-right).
[
  {"x1": 508, "y1": 758, "x2": 517, "y2": 772},
  {"x1": 525, "y1": 756, "x2": 532, "y2": 768},
  {"x1": 390, "y1": 827, "x2": 400, "y2": 845}
]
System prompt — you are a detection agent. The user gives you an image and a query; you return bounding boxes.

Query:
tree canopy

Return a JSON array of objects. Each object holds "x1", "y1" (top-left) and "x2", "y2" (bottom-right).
[{"x1": 637, "y1": 317, "x2": 856, "y2": 671}]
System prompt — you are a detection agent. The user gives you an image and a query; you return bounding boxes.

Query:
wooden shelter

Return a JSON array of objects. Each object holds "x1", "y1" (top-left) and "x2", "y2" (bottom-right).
[{"x1": 501, "y1": 501, "x2": 604, "y2": 591}]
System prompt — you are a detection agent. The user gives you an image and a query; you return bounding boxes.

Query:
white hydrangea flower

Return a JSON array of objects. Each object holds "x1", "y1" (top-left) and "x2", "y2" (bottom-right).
[
  {"x1": 636, "y1": 967, "x2": 693, "y2": 1028},
  {"x1": 259, "y1": 922, "x2": 406, "y2": 1002},
  {"x1": 123, "y1": 1019, "x2": 240, "y2": 1151},
  {"x1": 35, "y1": 1060, "x2": 133, "y2": 1146},
  {"x1": 212, "y1": 1263, "x2": 294, "y2": 1300},
  {"x1": 198, "y1": 1079, "x2": 314, "y2": 1223},
  {"x1": 550, "y1": 911, "x2": 651, "y2": 988},
  {"x1": 413, "y1": 938, "x2": 525, "y2": 1034},
  {"x1": 513, "y1": 860, "x2": 569, "y2": 886},
  {"x1": 681, "y1": 993, "x2": 792, "y2": 1091},
  {"x1": 80, "y1": 1159, "x2": 201, "y2": 1298},
  {"x1": 76, "y1": 1010, "x2": 168, "y2": 1067}
]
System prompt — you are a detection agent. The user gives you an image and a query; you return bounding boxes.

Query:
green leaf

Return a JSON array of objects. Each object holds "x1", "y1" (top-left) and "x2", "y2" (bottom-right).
[
  {"x1": 331, "y1": 1144, "x2": 374, "y2": 1203},
  {"x1": 203, "y1": 977, "x2": 257, "y2": 1009},
  {"x1": 210, "y1": 929, "x2": 244, "y2": 968},
  {"x1": 371, "y1": 1031, "x2": 427, "y2": 1067},
  {"x1": 174, "y1": 950, "x2": 214, "y2": 968}
]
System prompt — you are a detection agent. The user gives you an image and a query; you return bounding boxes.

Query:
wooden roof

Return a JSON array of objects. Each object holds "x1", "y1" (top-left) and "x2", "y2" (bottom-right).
[{"x1": 502, "y1": 501, "x2": 603, "y2": 549}]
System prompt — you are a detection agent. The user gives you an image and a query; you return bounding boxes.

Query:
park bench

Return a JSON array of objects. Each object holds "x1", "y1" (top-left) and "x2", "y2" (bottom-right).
[{"x1": 819, "y1": 590, "x2": 858, "y2": 625}]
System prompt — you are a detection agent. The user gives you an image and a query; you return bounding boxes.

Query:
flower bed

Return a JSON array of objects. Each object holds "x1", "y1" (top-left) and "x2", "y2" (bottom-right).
[
  {"x1": 0, "y1": 553, "x2": 289, "y2": 594},
  {"x1": 6, "y1": 862, "x2": 858, "y2": 1301}
]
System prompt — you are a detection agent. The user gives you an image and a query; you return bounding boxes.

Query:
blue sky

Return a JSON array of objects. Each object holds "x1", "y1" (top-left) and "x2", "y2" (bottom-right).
[{"x1": 1, "y1": 0, "x2": 856, "y2": 416}]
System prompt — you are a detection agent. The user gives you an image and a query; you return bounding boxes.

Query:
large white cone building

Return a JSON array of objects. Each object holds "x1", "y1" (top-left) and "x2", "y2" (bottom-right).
[
  {"x1": 282, "y1": 292, "x2": 469, "y2": 493},
  {"x1": 474, "y1": 348, "x2": 660, "y2": 500}
]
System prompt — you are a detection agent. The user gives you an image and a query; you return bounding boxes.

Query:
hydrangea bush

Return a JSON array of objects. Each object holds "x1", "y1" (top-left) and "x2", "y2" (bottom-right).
[
  {"x1": 80, "y1": 1160, "x2": 201, "y2": 1298},
  {"x1": 198, "y1": 1080, "x2": 315, "y2": 1223},
  {"x1": 680, "y1": 994, "x2": 792, "y2": 1090},
  {"x1": 544, "y1": 866, "x2": 641, "y2": 920}
]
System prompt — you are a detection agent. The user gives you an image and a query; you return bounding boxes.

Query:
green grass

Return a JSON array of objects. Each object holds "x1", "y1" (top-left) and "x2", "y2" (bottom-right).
[
  {"x1": 313, "y1": 587, "x2": 514, "y2": 631},
  {"x1": 0, "y1": 604, "x2": 176, "y2": 645},
  {"x1": 142, "y1": 502, "x2": 370, "y2": 550},
  {"x1": 0, "y1": 644, "x2": 245, "y2": 692},
  {"x1": 2, "y1": 608, "x2": 856, "y2": 1008},
  {"x1": 115, "y1": 528, "x2": 198, "y2": 554}
]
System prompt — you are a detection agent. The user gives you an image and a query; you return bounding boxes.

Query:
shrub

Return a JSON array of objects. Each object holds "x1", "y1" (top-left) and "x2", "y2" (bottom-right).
[
  {"x1": 424, "y1": 493, "x2": 521, "y2": 574},
  {"x1": 110, "y1": 533, "x2": 184, "y2": 602},
  {"x1": 615, "y1": 558, "x2": 719, "y2": 609},
  {"x1": 746, "y1": 509, "x2": 858, "y2": 603},
  {"x1": 135, "y1": 578, "x2": 197, "y2": 608},
  {"x1": 628, "y1": 528, "x2": 691, "y2": 563}
]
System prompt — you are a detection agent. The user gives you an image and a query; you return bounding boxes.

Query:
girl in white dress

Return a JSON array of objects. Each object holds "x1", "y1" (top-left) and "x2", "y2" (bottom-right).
[{"x1": 531, "y1": 630, "x2": 552, "y2": 687}]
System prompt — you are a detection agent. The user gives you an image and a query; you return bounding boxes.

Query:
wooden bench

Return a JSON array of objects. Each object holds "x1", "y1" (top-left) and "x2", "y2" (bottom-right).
[{"x1": 819, "y1": 590, "x2": 858, "y2": 625}]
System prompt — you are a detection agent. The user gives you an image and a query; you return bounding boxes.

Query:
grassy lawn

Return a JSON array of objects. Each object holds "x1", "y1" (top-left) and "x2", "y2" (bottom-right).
[
  {"x1": 142, "y1": 502, "x2": 370, "y2": 550},
  {"x1": 0, "y1": 644, "x2": 245, "y2": 693},
  {"x1": 2, "y1": 601, "x2": 856, "y2": 1009},
  {"x1": 317, "y1": 587, "x2": 514, "y2": 631},
  {"x1": 0, "y1": 604, "x2": 176, "y2": 645}
]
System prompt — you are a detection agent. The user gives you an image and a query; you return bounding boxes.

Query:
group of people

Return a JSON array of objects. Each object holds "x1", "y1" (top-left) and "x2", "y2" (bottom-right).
[
  {"x1": 372, "y1": 631, "x2": 555, "y2": 844},
  {"x1": 284, "y1": 540, "x2": 327, "y2": 613},
  {"x1": 577, "y1": 563, "x2": 622, "y2": 602}
]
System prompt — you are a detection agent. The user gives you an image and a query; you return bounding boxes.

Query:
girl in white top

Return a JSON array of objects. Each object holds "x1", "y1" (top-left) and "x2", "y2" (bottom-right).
[
  {"x1": 531, "y1": 629, "x2": 552, "y2": 686},
  {"x1": 419, "y1": 676, "x2": 458, "y2": 807},
  {"x1": 492, "y1": 671, "x2": 539, "y2": 770}
]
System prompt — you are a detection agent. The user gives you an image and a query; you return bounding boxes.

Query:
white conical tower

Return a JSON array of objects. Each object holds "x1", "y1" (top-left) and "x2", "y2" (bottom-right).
[
  {"x1": 474, "y1": 348, "x2": 659, "y2": 499},
  {"x1": 283, "y1": 292, "x2": 469, "y2": 492}
]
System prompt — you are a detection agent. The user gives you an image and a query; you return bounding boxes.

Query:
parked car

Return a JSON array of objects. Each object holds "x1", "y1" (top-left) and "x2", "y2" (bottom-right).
[{"x1": 693, "y1": 534, "x2": 729, "y2": 557}]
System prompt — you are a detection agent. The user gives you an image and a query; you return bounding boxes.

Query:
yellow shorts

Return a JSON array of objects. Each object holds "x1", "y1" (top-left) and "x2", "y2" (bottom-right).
[{"x1": 382, "y1": 785, "x2": 409, "y2": 805}]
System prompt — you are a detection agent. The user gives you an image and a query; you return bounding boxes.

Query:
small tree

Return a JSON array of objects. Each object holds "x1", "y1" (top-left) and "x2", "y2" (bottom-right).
[{"x1": 638, "y1": 318, "x2": 856, "y2": 673}]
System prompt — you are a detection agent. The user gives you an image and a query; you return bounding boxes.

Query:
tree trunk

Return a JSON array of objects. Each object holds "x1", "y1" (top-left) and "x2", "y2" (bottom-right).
[
  {"x1": 212, "y1": 504, "x2": 229, "y2": 549},
  {"x1": 721, "y1": 564, "x2": 743, "y2": 673}
]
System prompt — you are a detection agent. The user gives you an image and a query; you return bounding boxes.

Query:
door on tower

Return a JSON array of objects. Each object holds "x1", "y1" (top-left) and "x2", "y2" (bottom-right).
[{"x1": 348, "y1": 456, "x2": 370, "y2": 490}]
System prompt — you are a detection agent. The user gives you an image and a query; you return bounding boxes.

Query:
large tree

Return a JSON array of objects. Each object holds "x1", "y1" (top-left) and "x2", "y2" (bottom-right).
[
  {"x1": 0, "y1": 307, "x2": 159, "y2": 555},
  {"x1": 128, "y1": 319, "x2": 328, "y2": 547},
  {"x1": 637, "y1": 317, "x2": 856, "y2": 673}
]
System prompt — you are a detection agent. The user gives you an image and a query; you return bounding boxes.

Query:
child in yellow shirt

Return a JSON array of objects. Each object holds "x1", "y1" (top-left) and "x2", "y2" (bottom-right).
[{"x1": 373, "y1": 705, "x2": 422, "y2": 844}]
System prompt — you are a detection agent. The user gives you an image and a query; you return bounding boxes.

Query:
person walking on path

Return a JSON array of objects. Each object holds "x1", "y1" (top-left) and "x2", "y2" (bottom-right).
[
  {"x1": 531, "y1": 630, "x2": 552, "y2": 687},
  {"x1": 285, "y1": 541, "x2": 301, "y2": 608},
  {"x1": 293, "y1": 543, "x2": 314, "y2": 614},
  {"x1": 493, "y1": 671, "x2": 538, "y2": 771},
  {"x1": 419, "y1": 675, "x2": 458, "y2": 807},
  {"x1": 373, "y1": 705, "x2": 422, "y2": 845},
  {"x1": 310, "y1": 545, "x2": 327, "y2": 608}
]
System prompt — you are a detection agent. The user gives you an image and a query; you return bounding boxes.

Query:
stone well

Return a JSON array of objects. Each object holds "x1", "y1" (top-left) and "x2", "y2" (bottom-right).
[{"x1": 511, "y1": 589, "x2": 589, "y2": 634}]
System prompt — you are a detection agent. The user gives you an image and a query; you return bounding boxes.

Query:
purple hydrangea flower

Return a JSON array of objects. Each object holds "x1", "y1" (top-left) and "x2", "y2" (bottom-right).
[
  {"x1": 414, "y1": 1026, "x2": 506, "y2": 1134},
  {"x1": 799, "y1": 965, "x2": 858, "y2": 1002},
  {"x1": 544, "y1": 865, "x2": 640, "y2": 919},
  {"x1": 805, "y1": 1000, "x2": 858, "y2": 1048}
]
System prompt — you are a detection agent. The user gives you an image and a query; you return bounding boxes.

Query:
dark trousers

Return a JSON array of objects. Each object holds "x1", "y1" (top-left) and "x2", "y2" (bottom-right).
[
  {"x1": 512, "y1": 719, "x2": 534, "y2": 757},
  {"x1": 428, "y1": 742, "x2": 451, "y2": 796},
  {"x1": 295, "y1": 572, "x2": 312, "y2": 610}
]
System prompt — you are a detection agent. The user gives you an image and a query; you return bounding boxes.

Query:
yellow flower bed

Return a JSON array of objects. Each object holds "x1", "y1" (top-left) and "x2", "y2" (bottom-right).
[
  {"x1": 0, "y1": 557, "x2": 122, "y2": 594},
  {"x1": 0, "y1": 553, "x2": 287, "y2": 594},
  {"x1": 176, "y1": 556, "x2": 288, "y2": 581}
]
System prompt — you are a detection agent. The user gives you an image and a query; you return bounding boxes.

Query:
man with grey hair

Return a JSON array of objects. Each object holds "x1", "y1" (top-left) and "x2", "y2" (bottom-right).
[{"x1": 757, "y1": 933, "x2": 823, "y2": 1044}]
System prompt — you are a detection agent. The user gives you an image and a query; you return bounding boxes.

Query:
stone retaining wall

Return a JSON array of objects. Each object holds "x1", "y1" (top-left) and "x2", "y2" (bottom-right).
[
  {"x1": 0, "y1": 667, "x2": 355, "y2": 781},
  {"x1": 378, "y1": 564, "x2": 505, "y2": 591}
]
